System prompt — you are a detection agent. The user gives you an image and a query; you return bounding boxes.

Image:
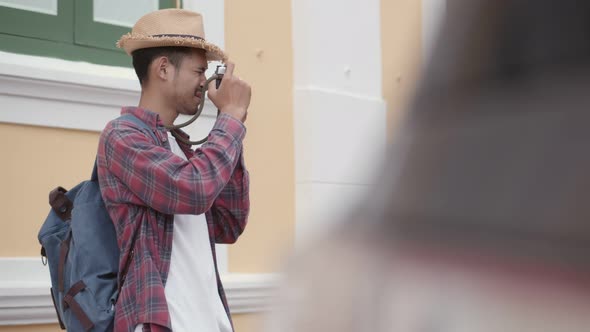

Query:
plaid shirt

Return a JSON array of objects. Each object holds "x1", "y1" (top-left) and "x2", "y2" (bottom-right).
[{"x1": 97, "y1": 107, "x2": 249, "y2": 332}]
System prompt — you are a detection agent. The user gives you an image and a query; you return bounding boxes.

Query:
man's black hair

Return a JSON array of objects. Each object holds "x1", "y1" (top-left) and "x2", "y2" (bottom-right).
[{"x1": 131, "y1": 46, "x2": 196, "y2": 85}]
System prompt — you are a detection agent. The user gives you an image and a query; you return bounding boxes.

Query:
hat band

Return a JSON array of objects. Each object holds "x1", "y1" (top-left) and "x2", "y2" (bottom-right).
[{"x1": 151, "y1": 34, "x2": 204, "y2": 40}]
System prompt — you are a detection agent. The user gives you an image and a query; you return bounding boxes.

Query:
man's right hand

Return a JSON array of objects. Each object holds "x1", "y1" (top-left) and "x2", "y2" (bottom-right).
[{"x1": 207, "y1": 62, "x2": 252, "y2": 123}]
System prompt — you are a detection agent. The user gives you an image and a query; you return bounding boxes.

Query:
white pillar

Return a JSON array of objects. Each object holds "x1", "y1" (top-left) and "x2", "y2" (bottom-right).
[{"x1": 292, "y1": 0, "x2": 387, "y2": 247}]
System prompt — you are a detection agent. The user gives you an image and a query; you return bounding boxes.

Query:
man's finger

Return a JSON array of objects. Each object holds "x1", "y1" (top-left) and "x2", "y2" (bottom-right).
[
  {"x1": 224, "y1": 61, "x2": 235, "y2": 79},
  {"x1": 207, "y1": 79, "x2": 217, "y2": 98}
]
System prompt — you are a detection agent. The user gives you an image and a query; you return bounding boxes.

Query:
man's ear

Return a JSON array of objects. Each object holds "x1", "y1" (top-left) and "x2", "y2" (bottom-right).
[{"x1": 153, "y1": 56, "x2": 172, "y2": 81}]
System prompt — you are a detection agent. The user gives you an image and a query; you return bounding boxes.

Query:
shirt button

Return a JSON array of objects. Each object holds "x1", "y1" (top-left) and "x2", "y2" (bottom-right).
[{"x1": 157, "y1": 131, "x2": 167, "y2": 142}]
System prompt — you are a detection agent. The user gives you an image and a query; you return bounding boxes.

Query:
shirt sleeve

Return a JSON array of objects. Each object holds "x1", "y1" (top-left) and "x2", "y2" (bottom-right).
[{"x1": 209, "y1": 149, "x2": 250, "y2": 244}]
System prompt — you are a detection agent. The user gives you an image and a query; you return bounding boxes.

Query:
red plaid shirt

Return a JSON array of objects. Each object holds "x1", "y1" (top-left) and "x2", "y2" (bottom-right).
[{"x1": 97, "y1": 107, "x2": 249, "y2": 332}]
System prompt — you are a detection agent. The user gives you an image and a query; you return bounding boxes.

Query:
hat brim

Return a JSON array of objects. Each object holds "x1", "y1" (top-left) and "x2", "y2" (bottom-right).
[{"x1": 117, "y1": 34, "x2": 227, "y2": 62}]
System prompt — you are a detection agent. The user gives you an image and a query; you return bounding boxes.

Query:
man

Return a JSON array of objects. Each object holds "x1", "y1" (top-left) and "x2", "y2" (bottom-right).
[{"x1": 97, "y1": 8, "x2": 251, "y2": 332}]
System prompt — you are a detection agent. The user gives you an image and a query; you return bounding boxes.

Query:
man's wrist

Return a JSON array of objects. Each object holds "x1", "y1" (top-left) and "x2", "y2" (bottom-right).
[
  {"x1": 220, "y1": 106, "x2": 246, "y2": 122},
  {"x1": 215, "y1": 113, "x2": 247, "y2": 141}
]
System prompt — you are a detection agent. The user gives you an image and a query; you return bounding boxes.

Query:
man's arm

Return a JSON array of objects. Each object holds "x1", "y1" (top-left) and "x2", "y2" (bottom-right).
[
  {"x1": 101, "y1": 114, "x2": 245, "y2": 215},
  {"x1": 205, "y1": 61, "x2": 252, "y2": 242},
  {"x1": 209, "y1": 150, "x2": 250, "y2": 244}
]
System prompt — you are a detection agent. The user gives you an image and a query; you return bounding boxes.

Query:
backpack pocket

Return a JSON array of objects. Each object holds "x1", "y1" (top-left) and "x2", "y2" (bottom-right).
[
  {"x1": 39, "y1": 224, "x2": 69, "y2": 293},
  {"x1": 62, "y1": 278, "x2": 115, "y2": 332}
]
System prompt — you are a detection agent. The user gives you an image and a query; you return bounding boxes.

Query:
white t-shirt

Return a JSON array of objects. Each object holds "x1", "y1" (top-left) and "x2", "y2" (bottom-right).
[{"x1": 135, "y1": 133, "x2": 232, "y2": 332}]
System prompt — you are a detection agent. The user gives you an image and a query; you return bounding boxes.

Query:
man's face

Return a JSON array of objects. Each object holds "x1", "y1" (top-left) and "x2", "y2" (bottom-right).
[{"x1": 169, "y1": 49, "x2": 208, "y2": 116}]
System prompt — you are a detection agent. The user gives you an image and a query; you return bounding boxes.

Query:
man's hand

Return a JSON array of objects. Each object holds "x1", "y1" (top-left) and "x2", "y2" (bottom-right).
[{"x1": 207, "y1": 62, "x2": 251, "y2": 123}]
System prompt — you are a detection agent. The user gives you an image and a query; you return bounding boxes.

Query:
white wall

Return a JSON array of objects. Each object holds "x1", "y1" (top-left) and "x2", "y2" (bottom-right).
[
  {"x1": 183, "y1": 0, "x2": 225, "y2": 82},
  {"x1": 292, "y1": 0, "x2": 387, "y2": 246}
]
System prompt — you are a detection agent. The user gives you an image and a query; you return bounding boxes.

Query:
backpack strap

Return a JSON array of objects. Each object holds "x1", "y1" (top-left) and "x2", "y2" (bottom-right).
[
  {"x1": 62, "y1": 280, "x2": 94, "y2": 331},
  {"x1": 49, "y1": 187, "x2": 72, "y2": 222},
  {"x1": 118, "y1": 113, "x2": 160, "y2": 144},
  {"x1": 50, "y1": 287, "x2": 66, "y2": 330},
  {"x1": 58, "y1": 230, "x2": 72, "y2": 292},
  {"x1": 114, "y1": 227, "x2": 140, "y2": 304},
  {"x1": 91, "y1": 114, "x2": 161, "y2": 181}
]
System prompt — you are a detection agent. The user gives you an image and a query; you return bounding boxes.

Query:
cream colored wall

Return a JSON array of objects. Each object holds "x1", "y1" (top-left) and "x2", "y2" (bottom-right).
[
  {"x1": 225, "y1": 0, "x2": 295, "y2": 274},
  {"x1": 0, "y1": 123, "x2": 99, "y2": 257},
  {"x1": 381, "y1": 0, "x2": 423, "y2": 137},
  {"x1": 0, "y1": 324, "x2": 59, "y2": 332},
  {"x1": 0, "y1": 124, "x2": 97, "y2": 331},
  {"x1": 232, "y1": 313, "x2": 266, "y2": 332},
  {"x1": 224, "y1": 0, "x2": 294, "y2": 330}
]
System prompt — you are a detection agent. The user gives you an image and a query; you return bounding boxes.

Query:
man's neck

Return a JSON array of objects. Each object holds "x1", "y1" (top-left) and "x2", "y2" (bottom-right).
[{"x1": 138, "y1": 90, "x2": 177, "y2": 127}]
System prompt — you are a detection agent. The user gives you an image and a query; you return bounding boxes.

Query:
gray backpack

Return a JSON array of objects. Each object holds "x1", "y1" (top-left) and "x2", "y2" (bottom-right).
[{"x1": 38, "y1": 114, "x2": 157, "y2": 331}]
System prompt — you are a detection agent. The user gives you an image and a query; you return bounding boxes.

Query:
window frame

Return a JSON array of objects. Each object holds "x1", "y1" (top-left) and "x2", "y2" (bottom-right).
[
  {"x1": 74, "y1": 0, "x2": 179, "y2": 51},
  {"x1": 0, "y1": 0, "x2": 181, "y2": 67}
]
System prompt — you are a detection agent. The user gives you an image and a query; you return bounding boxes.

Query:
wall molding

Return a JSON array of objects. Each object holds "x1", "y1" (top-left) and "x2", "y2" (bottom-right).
[
  {"x1": 0, "y1": 258, "x2": 278, "y2": 325},
  {"x1": 0, "y1": 51, "x2": 217, "y2": 133},
  {"x1": 0, "y1": 0, "x2": 225, "y2": 134}
]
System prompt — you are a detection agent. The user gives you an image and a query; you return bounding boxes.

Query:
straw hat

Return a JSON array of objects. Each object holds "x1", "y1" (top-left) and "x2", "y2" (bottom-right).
[{"x1": 117, "y1": 8, "x2": 227, "y2": 62}]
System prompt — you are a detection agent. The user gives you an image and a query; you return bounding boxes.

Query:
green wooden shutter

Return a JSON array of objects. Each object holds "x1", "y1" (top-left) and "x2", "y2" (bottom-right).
[
  {"x1": 0, "y1": 0, "x2": 181, "y2": 67},
  {"x1": 0, "y1": 0, "x2": 74, "y2": 42},
  {"x1": 74, "y1": 0, "x2": 180, "y2": 51}
]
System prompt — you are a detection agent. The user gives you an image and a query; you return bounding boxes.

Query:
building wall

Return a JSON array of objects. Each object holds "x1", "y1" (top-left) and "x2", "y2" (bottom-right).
[
  {"x1": 0, "y1": 324, "x2": 58, "y2": 332},
  {"x1": 224, "y1": 0, "x2": 296, "y2": 329},
  {"x1": 0, "y1": 124, "x2": 99, "y2": 257},
  {"x1": 0, "y1": 0, "x2": 433, "y2": 330},
  {"x1": 0, "y1": 0, "x2": 291, "y2": 330},
  {"x1": 224, "y1": 0, "x2": 295, "y2": 274}
]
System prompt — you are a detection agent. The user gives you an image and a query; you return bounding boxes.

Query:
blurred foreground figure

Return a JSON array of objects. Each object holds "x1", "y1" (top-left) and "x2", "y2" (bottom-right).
[{"x1": 269, "y1": 0, "x2": 590, "y2": 331}]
